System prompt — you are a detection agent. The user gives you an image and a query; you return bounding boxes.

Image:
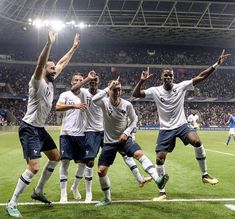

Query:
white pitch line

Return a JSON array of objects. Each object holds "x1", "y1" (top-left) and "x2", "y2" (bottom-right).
[
  {"x1": 1, "y1": 198, "x2": 235, "y2": 206},
  {"x1": 225, "y1": 204, "x2": 235, "y2": 211},
  {"x1": 206, "y1": 149, "x2": 235, "y2": 157}
]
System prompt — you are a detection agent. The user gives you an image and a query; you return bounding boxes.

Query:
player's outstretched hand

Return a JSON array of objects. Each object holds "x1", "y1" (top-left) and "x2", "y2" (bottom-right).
[
  {"x1": 48, "y1": 28, "x2": 56, "y2": 44},
  {"x1": 108, "y1": 79, "x2": 119, "y2": 90},
  {"x1": 218, "y1": 49, "x2": 230, "y2": 65},
  {"x1": 141, "y1": 68, "x2": 152, "y2": 81},
  {"x1": 87, "y1": 70, "x2": 96, "y2": 80},
  {"x1": 119, "y1": 133, "x2": 128, "y2": 143},
  {"x1": 73, "y1": 33, "x2": 80, "y2": 49}
]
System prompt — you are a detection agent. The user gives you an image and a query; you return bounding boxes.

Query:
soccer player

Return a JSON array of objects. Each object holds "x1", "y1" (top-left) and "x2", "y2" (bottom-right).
[
  {"x1": 6, "y1": 29, "x2": 80, "y2": 218},
  {"x1": 56, "y1": 73, "x2": 88, "y2": 203},
  {"x1": 68, "y1": 72, "x2": 152, "y2": 203},
  {"x1": 92, "y1": 79, "x2": 169, "y2": 207},
  {"x1": 132, "y1": 50, "x2": 230, "y2": 201},
  {"x1": 188, "y1": 110, "x2": 200, "y2": 130},
  {"x1": 225, "y1": 112, "x2": 235, "y2": 146}
]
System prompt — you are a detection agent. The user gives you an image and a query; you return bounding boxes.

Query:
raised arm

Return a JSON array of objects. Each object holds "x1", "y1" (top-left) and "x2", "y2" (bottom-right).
[
  {"x1": 132, "y1": 70, "x2": 152, "y2": 98},
  {"x1": 71, "y1": 70, "x2": 96, "y2": 93},
  {"x1": 55, "y1": 33, "x2": 80, "y2": 78},
  {"x1": 33, "y1": 29, "x2": 56, "y2": 80},
  {"x1": 192, "y1": 50, "x2": 230, "y2": 86}
]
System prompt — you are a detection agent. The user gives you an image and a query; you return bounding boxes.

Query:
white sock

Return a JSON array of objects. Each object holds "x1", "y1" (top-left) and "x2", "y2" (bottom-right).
[
  {"x1": 59, "y1": 160, "x2": 70, "y2": 198},
  {"x1": 35, "y1": 160, "x2": 58, "y2": 194},
  {"x1": 156, "y1": 164, "x2": 166, "y2": 193},
  {"x1": 123, "y1": 155, "x2": 144, "y2": 183},
  {"x1": 194, "y1": 145, "x2": 208, "y2": 175},
  {"x1": 138, "y1": 155, "x2": 159, "y2": 181},
  {"x1": 99, "y1": 175, "x2": 111, "y2": 201},
  {"x1": 9, "y1": 169, "x2": 34, "y2": 207},
  {"x1": 72, "y1": 163, "x2": 85, "y2": 190},
  {"x1": 84, "y1": 166, "x2": 93, "y2": 195}
]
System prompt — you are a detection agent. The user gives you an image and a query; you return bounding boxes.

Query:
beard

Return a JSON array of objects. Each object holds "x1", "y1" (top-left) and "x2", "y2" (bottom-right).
[{"x1": 46, "y1": 74, "x2": 55, "y2": 83}]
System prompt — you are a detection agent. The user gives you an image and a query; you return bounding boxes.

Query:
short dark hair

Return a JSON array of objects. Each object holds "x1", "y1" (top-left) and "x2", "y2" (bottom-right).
[{"x1": 162, "y1": 67, "x2": 173, "y2": 74}]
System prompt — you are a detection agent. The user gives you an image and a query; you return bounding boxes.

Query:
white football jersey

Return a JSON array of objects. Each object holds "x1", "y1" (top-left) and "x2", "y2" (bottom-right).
[
  {"x1": 23, "y1": 77, "x2": 54, "y2": 127},
  {"x1": 187, "y1": 114, "x2": 199, "y2": 128},
  {"x1": 93, "y1": 88, "x2": 138, "y2": 143},
  {"x1": 80, "y1": 88, "x2": 103, "y2": 132},
  {"x1": 144, "y1": 80, "x2": 194, "y2": 130},
  {"x1": 58, "y1": 90, "x2": 85, "y2": 136}
]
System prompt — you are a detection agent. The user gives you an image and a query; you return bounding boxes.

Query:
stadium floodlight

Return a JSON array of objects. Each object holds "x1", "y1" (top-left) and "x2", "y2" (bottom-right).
[
  {"x1": 50, "y1": 20, "x2": 65, "y2": 31},
  {"x1": 30, "y1": 18, "x2": 65, "y2": 31},
  {"x1": 32, "y1": 19, "x2": 44, "y2": 29}
]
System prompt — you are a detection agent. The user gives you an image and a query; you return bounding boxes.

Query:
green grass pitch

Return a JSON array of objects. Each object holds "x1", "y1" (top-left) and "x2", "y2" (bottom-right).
[{"x1": 0, "y1": 130, "x2": 235, "y2": 219}]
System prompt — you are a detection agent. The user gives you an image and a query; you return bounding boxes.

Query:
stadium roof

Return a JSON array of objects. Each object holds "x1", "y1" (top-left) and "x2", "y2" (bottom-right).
[{"x1": 0, "y1": 0, "x2": 235, "y2": 48}]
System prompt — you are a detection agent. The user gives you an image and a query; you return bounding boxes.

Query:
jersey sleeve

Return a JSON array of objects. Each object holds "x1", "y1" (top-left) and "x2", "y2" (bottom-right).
[
  {"x1": 179, "y1": 80, "x2": 194, "y2": 91},
  {"x1": 123, "y1": 103, "x2": 138, "y2": 137},
  {"x1": 58, "y1": 92, "x2": 67, "y2": 103},
  {"x1": 143, "y1": 87, "x2": 155, "y2": 98},
  {"x1": 92, "y1": 87, "x2": 109, "y2": 107}
]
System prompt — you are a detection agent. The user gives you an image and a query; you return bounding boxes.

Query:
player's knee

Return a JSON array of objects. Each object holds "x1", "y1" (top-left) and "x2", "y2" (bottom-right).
[
  {"x1": 97, "y1": 166, "x2": 107, "y2": 177},
  {"x1": 193, "y1": 141, "x2": 202, "y2": 148},
  {"x1": 28, "y1": 163, "x2": 40, "y2": 174},
  {"x1": 156, "y1": 156, "x2": 165, "y2": 165},
  {"x1": 133, "y1": 150, "x2": 144, "y2": 159},
  {"x1": 86, "y1": 159, "x2": 94, "y2": 168}
]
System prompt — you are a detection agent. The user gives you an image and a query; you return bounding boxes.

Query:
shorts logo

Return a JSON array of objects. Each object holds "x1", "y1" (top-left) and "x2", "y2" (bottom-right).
[{"x1": 33, "y1": 149, "x2": 38, "y2": 155}]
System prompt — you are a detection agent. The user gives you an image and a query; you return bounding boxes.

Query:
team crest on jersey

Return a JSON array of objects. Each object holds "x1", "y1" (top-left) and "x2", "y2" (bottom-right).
[
  {"x1": 121, "y1": 110, "x2": 126, "y2": 114},
  {"x1": 160, "y1": 97, "x2": 165, "y2": 102}
]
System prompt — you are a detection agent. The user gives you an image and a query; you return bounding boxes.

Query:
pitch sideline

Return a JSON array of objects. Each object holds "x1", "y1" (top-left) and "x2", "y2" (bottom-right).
[{"x1": 1, "y1": 198, "x2": 235, "y2": 206}]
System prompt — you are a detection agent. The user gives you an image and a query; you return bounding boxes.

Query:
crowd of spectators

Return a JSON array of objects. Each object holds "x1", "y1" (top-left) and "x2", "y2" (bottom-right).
[
  {"x1": 0, "y1": 64, "x2": 235, "y2": 98},
  {"x1": 0, "y1": 98, "x2": 233, "y2": 127},
  {"x1": 0, "y1": 43, "x2": 235, "y2": 66}
]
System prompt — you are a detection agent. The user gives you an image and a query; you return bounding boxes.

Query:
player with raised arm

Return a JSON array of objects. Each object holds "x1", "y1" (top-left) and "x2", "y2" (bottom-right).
[
  {"x1": 92, "y1": 78, "x2": 169, "y2": 207},
  {"x1": 225, "y1": 112, "x2": 235, "y2": 146},
  {"x1": 69, "y1": 72, "x2": 152, "y2": 202},
  {"x1": 6, "y1": 29, "x2": 80, "y2": 218},
  {"x1": 132, "y1": 50, "x2": 230, "y2": 201}
]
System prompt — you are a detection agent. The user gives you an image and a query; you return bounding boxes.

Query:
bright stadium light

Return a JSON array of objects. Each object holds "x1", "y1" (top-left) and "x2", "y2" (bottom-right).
[
  {"x1": 50, "y1": 20, "x2": 65, "y2": 31},
  {"x1": 32, "y1": 19, "x2": 44, "y2": 28}
]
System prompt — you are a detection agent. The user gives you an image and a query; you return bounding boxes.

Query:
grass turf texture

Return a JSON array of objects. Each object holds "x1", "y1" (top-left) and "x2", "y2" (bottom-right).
[{"x1": 0, "y1": 130, "x2": 235, "y2": 218}]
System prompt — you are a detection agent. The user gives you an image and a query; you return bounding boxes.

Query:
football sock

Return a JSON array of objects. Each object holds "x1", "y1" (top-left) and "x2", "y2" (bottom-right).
[
  {"x1": 138, "y1": 155, "x2": 159, "y2": 181},
  {"x1": 72, "y1": 163, "x2": 85, "y2": 190},
  {"x1": 9, "y1": 169, "x2": 34, "y2": 207},
  {"x1": 99, "y1": 175, "x2": 111, "y2": 201},
  {"x1": 123, "y1": 155, "x2": 145, "y2": 183},
  {"x1": 194, "y1": 145, "x2": 208, "y2": 175},
  {"x1": 84, "y1": 165, "x2": 93, "y2": 195},
  {"x1": 59, "y1": 160, "x2": 70, "y2": 198},
  {"x1": 226, "y1": 136, "x2": 231, "y2": 145},
  {"x1": 35, "y1": 160, "x2": 57, "y2": 194},
  {"x1": 156, "y1": 164, "x2": 166, "y2": 193}
]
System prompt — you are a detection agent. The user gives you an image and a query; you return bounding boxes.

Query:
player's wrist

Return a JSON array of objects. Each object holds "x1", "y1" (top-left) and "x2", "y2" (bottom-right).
[{"x1": 212, "y1": 62, "x2": 220, "y2": 70}]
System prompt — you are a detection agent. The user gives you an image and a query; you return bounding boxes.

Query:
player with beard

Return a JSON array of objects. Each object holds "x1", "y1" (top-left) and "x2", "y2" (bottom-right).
[
  {"x1": 92, "y1": 79, "x2": 169, "y2": 207},
  {"x1": 6, "y1": 29, "x2": 80, "y2": 218},
  {"x1": 132, "y1": 50, "x2": 230, "y2": 201}
]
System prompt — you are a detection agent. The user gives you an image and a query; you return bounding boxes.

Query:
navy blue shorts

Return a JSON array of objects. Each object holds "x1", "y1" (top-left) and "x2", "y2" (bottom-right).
[
  {"x1": 156, "y1": 123, "x2": 194, "y2": 153},
  {"x1": 60, "y1": 135, "x2": 85, "y2": 162},
  {"x1": 98, "y1": 138, "x2": 141, "y2": 167},
  {"x1": 19, "y1": 121, "x2": 57, "y2": 160},
  {"x1": 84, "y1": 131, "x2": 103, "y2": 159}
]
